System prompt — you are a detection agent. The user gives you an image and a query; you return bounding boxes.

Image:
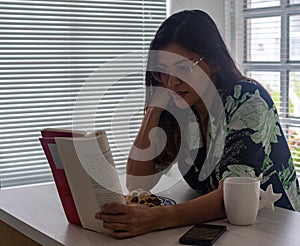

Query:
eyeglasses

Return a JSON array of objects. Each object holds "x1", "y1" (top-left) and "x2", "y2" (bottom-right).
[{"x1": 150, "y1": 57, "x2": 205, "y2": 84}]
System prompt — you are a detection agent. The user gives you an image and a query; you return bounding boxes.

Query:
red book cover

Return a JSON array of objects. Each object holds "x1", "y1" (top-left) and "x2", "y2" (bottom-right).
[{"x1": 39, "y1": 136, "x2": 82, "y2": 226}]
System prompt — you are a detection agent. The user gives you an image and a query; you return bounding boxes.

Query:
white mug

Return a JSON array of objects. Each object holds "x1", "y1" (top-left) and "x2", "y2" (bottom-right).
[{"x1": 223, "y1": 177, "x2": 261, "y2": 226}]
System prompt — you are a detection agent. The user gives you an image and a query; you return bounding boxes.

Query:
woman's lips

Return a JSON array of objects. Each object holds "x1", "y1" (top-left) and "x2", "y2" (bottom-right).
[{"x1": 175, "y1": 91, "x2": 187, "y2": 98}]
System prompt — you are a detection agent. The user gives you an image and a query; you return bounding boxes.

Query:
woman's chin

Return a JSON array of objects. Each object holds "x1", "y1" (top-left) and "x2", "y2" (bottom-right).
[{"x1": 173, "y1": 98, "x2": 190, "y2": 109}]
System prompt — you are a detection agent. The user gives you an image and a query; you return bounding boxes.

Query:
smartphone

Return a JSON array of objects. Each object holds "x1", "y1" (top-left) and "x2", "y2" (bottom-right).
[{"x1": 179, "y1": 224, "x2": 226, "y2": 245}]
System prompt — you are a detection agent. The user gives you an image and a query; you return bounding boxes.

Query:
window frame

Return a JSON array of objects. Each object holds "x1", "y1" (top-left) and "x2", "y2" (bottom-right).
[{"x1": 227, "y1": 0, "x2": 300, "y2": 177}]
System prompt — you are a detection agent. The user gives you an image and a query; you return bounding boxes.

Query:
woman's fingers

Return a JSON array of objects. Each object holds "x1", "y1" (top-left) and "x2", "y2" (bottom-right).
[
  {"x1": 111, "y1": 230, "x2": 132, "y2": 239},
  {"x1": 102, "y1": 221, "x2": 128, "y2": 231},
  {"x1": 103, "y1": 221, "x2": 147, "y2": 239},
  {"x1": 100, "y1": 213, "x2": 129, "y2": 224},
  {"x1": 101, "y1": 203, "x2": 144, "y2": 214},
  {"x1": 150, "y1": 86, "x2": 172, "y2": 109},
  {"x1": 100, "y1": 203, "x2": 130, "y2": 214},
  {"x1": 95, "y1": 203, "x2": 158, "y2": 239},
  {"x1": 96, "y1": 203, "x2": 142, "y2": 224}
]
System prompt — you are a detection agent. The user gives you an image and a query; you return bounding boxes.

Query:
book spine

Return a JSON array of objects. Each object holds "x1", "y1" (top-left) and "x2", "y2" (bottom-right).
[{"x1": 39, "y1": 138, "x2": 82, "y2": 226}]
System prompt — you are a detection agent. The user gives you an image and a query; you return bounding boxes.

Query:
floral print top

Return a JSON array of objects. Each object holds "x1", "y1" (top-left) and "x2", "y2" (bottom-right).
[{"x1": 177, "y1": 80, "x2": 300, "y2": 211}]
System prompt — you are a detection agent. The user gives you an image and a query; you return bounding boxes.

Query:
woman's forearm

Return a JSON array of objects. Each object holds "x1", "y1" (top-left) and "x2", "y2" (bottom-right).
[
  {"x1": 129, "y1": 106, "x2": 164, "y2": 151},
  {"x1": 154, "y1": 184, "x2": 225, "y2": 230},
  {"x1": 126, "y1": 106, "x2": 164, "y2": 191}
]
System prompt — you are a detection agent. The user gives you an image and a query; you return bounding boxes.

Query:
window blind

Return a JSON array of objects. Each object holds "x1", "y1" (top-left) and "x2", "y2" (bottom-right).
[
  {"x1": 225, "y1": 0, "x2": 300, "y2": 177},
  {"x1": 0, "y1": 0, "x2": 166, "y2": 189}
]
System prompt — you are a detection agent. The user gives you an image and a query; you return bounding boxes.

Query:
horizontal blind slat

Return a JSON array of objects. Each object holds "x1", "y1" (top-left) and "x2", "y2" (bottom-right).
[{"x1": 0, "y1": 0, "x2": 166, "y2": 189}]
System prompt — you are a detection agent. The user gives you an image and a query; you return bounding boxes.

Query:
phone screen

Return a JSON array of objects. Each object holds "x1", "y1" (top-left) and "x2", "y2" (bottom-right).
[{"x1": 179, "y1": 224, "x2": 226, "y2": 245}]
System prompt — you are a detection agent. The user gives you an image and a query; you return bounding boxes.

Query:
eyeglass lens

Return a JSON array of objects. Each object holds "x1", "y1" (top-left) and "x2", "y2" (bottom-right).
[{"x1": 152, "y1": 63, "x2": 193, "y2": 83}]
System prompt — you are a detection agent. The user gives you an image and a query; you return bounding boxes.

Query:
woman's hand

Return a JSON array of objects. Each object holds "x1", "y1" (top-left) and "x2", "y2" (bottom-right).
[
  {"x1": 95, "y1": 203, "x2": 162, "y2": 239},
  {"x1": 149, "y1": 86, "x2": 172, "y2": 110}
]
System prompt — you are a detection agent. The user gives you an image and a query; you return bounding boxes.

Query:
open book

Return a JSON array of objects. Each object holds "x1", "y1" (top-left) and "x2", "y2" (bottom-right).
[{"x1": 39, "y1": 128, "x2": 125, "y2": 233}]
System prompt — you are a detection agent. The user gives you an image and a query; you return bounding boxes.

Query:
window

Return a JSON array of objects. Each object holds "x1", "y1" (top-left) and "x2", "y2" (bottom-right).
[
  {"x1": 226, "y1": 0, "x2": 300, "y2": 177},
  {"x1": 0, "y1": 0, "x2": 166, "y2": 189}
]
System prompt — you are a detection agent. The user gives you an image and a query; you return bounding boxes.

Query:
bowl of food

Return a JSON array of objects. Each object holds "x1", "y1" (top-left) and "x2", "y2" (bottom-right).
[{"x1": 125, "y1": 188, "x2": 176, "y2": 207}]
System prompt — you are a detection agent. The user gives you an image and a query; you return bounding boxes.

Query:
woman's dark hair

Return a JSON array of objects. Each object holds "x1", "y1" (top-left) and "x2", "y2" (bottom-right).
[
  {"x1": 146, "y1": 9, "x2": 246, "y2": 91},
  {"x1": 146, "y1": 10, "x2": 247, "y2": 167}
]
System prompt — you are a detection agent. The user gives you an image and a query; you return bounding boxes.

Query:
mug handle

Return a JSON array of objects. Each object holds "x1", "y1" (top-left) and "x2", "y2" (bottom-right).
[{"x1": 259, "y1": 184, "x2": 282, "y2": 211}]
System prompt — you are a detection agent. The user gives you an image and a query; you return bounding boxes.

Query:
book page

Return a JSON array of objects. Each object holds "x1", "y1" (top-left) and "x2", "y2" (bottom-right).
[{"x1": 55, "y1": 132, "x2": 125, "y2": 233}]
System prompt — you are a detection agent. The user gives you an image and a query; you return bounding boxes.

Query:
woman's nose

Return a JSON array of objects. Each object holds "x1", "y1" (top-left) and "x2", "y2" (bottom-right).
[{"x1": 166, "y1": 74, "x2": 181, "y2": 88}]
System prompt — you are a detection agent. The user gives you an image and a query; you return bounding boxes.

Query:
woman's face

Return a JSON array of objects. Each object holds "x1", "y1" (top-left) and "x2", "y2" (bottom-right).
[{"x1": 153, "y1": 43, "x2": 214, "y2": 109}]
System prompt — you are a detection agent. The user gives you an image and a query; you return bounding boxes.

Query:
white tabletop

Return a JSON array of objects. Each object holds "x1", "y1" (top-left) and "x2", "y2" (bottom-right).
[{"x1": 1, "y1": 177, "x2": 300, "y2": 246}]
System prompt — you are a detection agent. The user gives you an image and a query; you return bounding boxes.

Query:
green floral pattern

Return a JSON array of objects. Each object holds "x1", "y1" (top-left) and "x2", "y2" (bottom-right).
[
  {"x1": 222, "y1": 164, "x2": 259, "y2": 180},
  {"x1": 227, "y1": 89, "x2": 281, "y2": 156},
  {"x1": 180, "y1": 80, "x2": 300, "y2": 211}
]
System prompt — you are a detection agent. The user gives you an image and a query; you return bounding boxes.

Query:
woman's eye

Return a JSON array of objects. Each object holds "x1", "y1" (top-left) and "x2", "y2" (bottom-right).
[
  {"x1": 176, "y1": 65, "x2": 191, "y2": 74},
  {"x1": 153, "y1": 66, "x2": 168, "y2": 74}
]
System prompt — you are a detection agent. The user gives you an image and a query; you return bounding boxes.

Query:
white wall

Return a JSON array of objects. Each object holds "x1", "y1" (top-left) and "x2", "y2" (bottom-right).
[{"x1": 167, "y1": 0, "x2": 225, "y2": 35}]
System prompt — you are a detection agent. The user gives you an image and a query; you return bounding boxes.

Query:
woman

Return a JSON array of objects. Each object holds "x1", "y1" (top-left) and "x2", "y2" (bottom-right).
[{"x1": 95, "y1": 10, "x2": 300, "y2": 238}]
